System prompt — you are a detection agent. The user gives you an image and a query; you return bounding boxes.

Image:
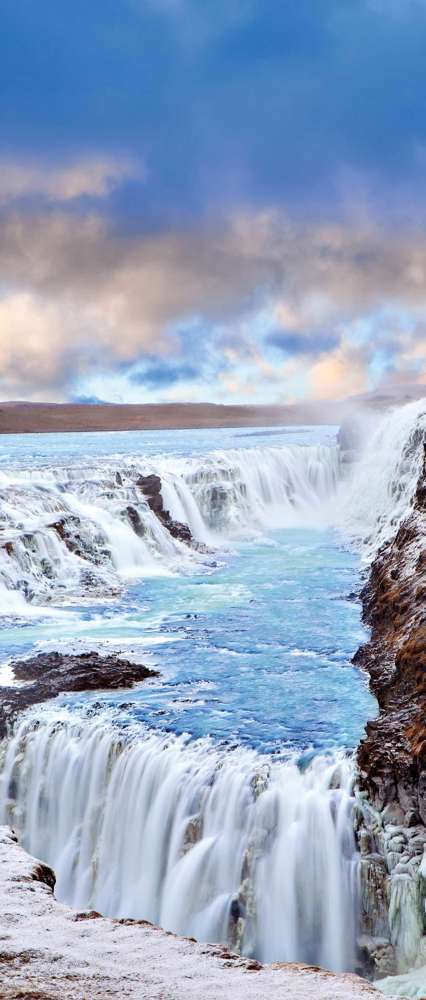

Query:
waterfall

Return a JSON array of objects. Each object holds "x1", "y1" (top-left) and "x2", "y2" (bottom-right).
[
  {"x1": 0, "y1": 443, "x2": 340, "y2": 608},
  {"x1": 2, "y1": 401, "x2": 426, "y2": 607},
  {"x1": 0, "y1": 716, "x2": 359, "y2": 972},
  {"x1": 159, "y1": 443, "x2": 340, "y2": 532},
  {"x1": 341, "y1": 398, "x2": 426, "y2": 557},
  {"x1": 3, "y1": 405, "x2": 426, "y2": 976}
]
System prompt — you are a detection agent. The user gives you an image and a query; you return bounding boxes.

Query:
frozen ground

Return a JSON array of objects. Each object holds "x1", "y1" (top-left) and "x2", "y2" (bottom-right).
[
  {"x1": 377, "y1": 968, "x2": 426, "y2": 999},
  {"x1": 0, "y1": 826, "x2": 394, "y2": 1000}
]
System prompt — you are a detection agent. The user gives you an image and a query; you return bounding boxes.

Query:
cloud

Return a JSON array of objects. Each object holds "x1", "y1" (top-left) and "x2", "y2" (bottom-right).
[
  {"x1": 0, "y1": 291, "x2": 92, "y2": 399},
  {"x1": 0, "y1": 293, "x2": 67, "y2": 384},
  {"x1": 129, "y1": 360, "x2": 199, "y2": 387},
  {"x1": 4, "y1": 0, "x2": 426, "y2": 225},
  {"x1": 1, "y1": 207, "x2": 426, "y2": 402},
  {"x1": 309, "y1": 344, "x2": 370, "y2": 400},
  {"x1": 0, "y1": 156, "x2": 139, "y2": 206},
  {"x1": 267, "y1": 330, "x2": 340, "y2": 356}
]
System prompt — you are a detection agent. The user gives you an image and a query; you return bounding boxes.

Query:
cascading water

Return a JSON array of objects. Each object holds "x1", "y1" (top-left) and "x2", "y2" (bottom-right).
[
  {"x1": 2, "y1": 407, "x2": 426, "y2": 981},
  {"x1": 340, "y1": 398, "x2": 426, "y2": 557},
  {"x1": 163, "y1": 443, "x2": 339, "y2": 531},
  {"x1": 0, "y1": 716, "x2": 359, "y2": 972},
  {"x1": 0, "y1": 442, "x2": 340, "y2": 607}
]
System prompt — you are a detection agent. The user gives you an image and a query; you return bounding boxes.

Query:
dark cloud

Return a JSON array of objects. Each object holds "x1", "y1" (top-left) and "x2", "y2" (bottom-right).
[
  {"x1": 4, "y1": 4, "x2": 426, "y2": 401},
  {"x1": 2, "y1": 1, "x2": 426, "y2": 223}
]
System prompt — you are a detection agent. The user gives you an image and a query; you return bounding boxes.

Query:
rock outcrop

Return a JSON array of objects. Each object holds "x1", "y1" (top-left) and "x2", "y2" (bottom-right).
[
  {"x1": 0, "y1": 826, "x2": 394, "y2": 1000},
  {"x1": 0, "y1": 651, "x2": 158, "y2": 738},
  {"x1": 137, "y1": 472, "x2": 194, "y2": 545},
  {"x1": 354, "y1": 446, "x2": 426, "y2": 978},
  {"x1": 122, "y1": 503, "x2": 146, "y2": 537}
]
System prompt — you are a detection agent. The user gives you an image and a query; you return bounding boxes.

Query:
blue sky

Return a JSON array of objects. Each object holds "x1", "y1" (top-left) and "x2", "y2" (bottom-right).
[{"x1": 1, "y1": 0, "x2": 426, "y2": 403}]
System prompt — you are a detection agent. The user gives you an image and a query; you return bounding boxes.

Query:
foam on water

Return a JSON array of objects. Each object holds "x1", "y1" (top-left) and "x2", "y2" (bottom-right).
[
  {"x1": 0, "y1": 715, "x2": 359, "y2": 971},
  {"x1": 0, "y1": 438, "x2": 340, "y2": 607},
  {"x1": 1, "y1": 405, "x2": 425, "y2": 975},
  {"x1": 340, "y1": 398, "x2": 426, "y2": 557}
]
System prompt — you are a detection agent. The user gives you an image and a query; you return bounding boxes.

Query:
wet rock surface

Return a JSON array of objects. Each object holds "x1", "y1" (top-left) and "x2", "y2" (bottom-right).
[
  {"x1": 0, "y1": 465, "x2": 207, "y2": 609},
  {"x1": 0, "y1": 651, "x2": 158, "y2": 739},
  {"x1": 122, "y1": 503, "x2": 146, "y2": 537},
  {"x1": 137, "y1": 473, "x2": 194, "y2": 544},
  {"x1": 354, "y1": 444, "x2": 426, "y2": 978},
  {"x1": 49, "y1": 516, "x2": 88, "y2": 558},
  {"x1": 355, "y1": 450, "x2": 426, "y2": 813}
]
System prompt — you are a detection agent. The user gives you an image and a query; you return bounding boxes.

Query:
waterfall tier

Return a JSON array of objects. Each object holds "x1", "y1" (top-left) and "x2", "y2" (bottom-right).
[
  {"x1": 0, "y1": 717, "x2": 358, "y2": 972},
  {"x1": 0, "y1": 443, "x2": 340, "y2": 607}
]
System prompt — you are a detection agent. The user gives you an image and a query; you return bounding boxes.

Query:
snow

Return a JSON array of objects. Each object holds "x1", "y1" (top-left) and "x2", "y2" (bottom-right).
[
  {"x1": 0, "y1": 659, "x2": 22, "y2": 687},
  {"x1": 376, "y1": 967, "x2": 426, "y2": 998},
  {"x1": 0, "y1": 826, "x2": 396, "y2": 1000}
]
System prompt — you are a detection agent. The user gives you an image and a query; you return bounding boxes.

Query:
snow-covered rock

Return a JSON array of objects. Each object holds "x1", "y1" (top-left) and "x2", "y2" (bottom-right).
[
  {"x1": 376, "y1": 966, "x2": 426, "y2": 998},
  {"x1": 0, "y1": 826, "x2": 394, "y2": 999}
]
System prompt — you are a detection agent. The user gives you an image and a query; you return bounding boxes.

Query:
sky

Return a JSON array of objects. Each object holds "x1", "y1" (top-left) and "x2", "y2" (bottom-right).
[{"x1": 2, "y1": 0, "x2": 426, "y2": 404}]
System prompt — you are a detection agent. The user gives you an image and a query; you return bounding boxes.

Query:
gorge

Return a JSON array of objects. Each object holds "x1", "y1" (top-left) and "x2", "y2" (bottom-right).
[{"x1": 0, "y1": 405, "x2": 425, "y2": 998}]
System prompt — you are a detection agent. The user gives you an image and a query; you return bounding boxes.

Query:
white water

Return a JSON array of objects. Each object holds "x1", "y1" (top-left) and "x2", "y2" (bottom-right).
[
  {"x1": 0, "y1": 442, "x2": 339, "y2": 607},
  {"x1": 340, "y1": 398, "x2": 426, "y2": 557},
  {"x1": 1, "y1": 403, "x2": 426, "y2": 979},
  {"x1": 0, "y1": 716, "x2": 358, "y2": 972},
  {"x1": 1, "y1": 400, "x2": 426, "y2": 608}
]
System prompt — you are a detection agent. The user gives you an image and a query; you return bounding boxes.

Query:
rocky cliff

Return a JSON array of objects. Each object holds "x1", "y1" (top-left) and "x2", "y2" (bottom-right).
[{"x1": 354, "y1": 446, "x2": 426, "y2": 980}]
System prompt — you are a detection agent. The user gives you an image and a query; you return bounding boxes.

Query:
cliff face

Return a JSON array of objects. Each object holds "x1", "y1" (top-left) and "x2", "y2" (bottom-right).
[
  {"x1": 356, "y1": 453, "x2": 426, "y2": 819},
  {"x1": 354, "y1": 447, "x2": 426, "y2": 979}
]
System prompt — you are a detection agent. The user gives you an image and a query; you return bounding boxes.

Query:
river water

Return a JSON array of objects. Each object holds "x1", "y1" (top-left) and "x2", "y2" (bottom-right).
[{"x1": 1, "y1": 411, "x2": 421, "y2": 973}]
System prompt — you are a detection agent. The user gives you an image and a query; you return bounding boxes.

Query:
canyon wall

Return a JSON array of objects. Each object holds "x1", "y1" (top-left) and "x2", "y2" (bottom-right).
[{"x1": 355, "y1": 446, "x2": 426, "y2": 978}]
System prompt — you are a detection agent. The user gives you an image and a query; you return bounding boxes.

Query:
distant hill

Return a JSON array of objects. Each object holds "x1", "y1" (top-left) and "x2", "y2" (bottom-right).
[
  {"x1": 0, "y1": 401, "x2": 337, "y2": 434},
  {"x1": 0, "y1": 387, "x2": 425, "y2": 434}
]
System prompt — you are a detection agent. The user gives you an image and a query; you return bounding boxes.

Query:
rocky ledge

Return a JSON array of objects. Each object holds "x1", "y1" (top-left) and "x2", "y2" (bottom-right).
[
  {"x1": 354, "y1": 447, "x2": 426, "y2": 979},
  {"x1": 0, "y1": 651, "x2": 158, "y2": 739},
  {"x1": 137, "y1": 472, "x2": 195, "y2": 545},
  {"x1": 0, "y1": 826, "x2": 394, "y2": 1000}
]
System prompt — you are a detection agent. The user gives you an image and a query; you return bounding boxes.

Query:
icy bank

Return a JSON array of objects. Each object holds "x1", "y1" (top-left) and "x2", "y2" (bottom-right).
[
  {"x1": 0, "y1": 720, "x2": 359, "y2": 971},
  {"x1": 0, "y1": 826, "x2": 394, "y2": 1000}
]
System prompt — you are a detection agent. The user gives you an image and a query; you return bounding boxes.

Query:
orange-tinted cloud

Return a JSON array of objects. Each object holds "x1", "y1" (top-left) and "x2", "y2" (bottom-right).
[{"x1": 1, "y1": 207, "x2": 426, "y2": 400}]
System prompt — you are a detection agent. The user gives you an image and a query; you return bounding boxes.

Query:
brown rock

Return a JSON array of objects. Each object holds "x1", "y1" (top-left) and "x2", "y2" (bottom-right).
[
  {"x1": 0, "y1": 652, "x2": 158, "y2": 739},
  {"x1": 137, "y1": 473, "x2": 194, "y2": 545}
]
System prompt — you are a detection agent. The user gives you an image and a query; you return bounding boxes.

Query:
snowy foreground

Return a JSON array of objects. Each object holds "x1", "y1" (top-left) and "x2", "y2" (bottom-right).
[{"x1": 0, "y1": 827, "x2": 396, "y2": 1000}]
